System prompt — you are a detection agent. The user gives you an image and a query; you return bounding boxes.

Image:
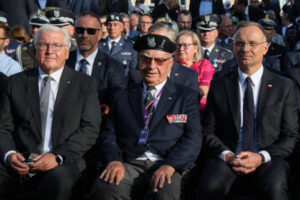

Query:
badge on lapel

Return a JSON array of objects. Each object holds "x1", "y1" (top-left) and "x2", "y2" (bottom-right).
[{"x1": 166, "y1": 114, "x2": 187, "y2": 123}]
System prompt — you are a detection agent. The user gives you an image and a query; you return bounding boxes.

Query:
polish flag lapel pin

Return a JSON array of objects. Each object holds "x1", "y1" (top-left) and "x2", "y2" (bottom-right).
[{"x1": 267, "y1": 84, "x2": 272, "y2": 88}]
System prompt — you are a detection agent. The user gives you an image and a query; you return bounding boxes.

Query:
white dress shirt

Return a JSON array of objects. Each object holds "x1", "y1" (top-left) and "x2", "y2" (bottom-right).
[
  {"x1": 201, "y1": 44, "x2": 215, "y2": 57},
  {"x1": 108, "y1": 36, "x2": 121, "y2": 50},
  {"x1": 136, "y1": 80, "x2": 167, "y2": 161},
  {"x1": 75, "y1": 48, "x2": 98, "y2": 76},
  {"x1": 4, "y1": 67, "x2": 64, "y2": 163},
  {"x1": 220, "y1": 66, "x2": 271, "y2": 163}
]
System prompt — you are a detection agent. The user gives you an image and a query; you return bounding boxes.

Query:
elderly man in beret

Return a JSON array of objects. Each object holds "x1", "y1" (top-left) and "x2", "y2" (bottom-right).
[{"x1": 89, "y1": 34, "x2": 202, "y2": 200}]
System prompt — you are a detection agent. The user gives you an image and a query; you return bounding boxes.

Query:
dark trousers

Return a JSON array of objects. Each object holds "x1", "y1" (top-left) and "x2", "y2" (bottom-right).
[
  {"x1": 0, "y1": 163, "x2": 80, "y2": 200},
  {"x1": 88, "y1": 160, "x2": 189, "y2": 200},
  {"x1": 195, "y1": 159, "x2": 289, "y2": 200}
]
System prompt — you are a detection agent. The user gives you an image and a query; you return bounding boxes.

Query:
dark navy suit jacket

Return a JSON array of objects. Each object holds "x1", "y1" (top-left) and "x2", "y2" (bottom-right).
[
  {"x1": 66, "y1": 49, "x2": 127, "y2": 105},
  {"x1": 99, "y1": 79, "x2": 202, "y2": 171}
]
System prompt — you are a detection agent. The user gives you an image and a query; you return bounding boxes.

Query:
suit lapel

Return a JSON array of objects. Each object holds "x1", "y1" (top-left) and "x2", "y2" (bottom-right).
[
  {"x1": 257, "y1": 69, "x2": 274, "y2": 124},
  {"x1": 224, "y1": 69, "x2": 240, "y2": 134},
  {"x1": 66, "y1": 50, "x2": 77, "y2": 70},
  {"x1": 99, "y1": 40, "x2": 110, "y2": 55},
  {"x1": 149, "y1": 79, "x2": 176, "y2": 130},
  {"x1": 51, "y1": 67, "x2": 73, "y2": 146},
  {"x1": 91, "y1": 50, "x2": 104, "y2": 79},
  {"x1": 128, "y1": 83, "x2": 145, "y2": 127},
  {"x1": 26, "y1": 68, "x2": 42, "y2": 135}
]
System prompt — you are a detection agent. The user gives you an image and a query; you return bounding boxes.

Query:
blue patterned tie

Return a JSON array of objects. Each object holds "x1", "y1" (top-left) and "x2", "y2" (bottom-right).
[
  {"x1": 79, "y1": 59, "x2": 88, "y2": 75},
  {"x1": 242, "y1": 77, "x2": 256, "y2": 151}
]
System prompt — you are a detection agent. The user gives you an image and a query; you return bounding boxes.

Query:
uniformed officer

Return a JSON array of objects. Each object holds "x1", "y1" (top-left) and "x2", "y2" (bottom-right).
[
  {"x1": 196, "y1": 14, "x2": 233, "y2": 72},
  {"x1": 45, "y1": 8, "x2": 77, "y2": 51},
  {"x1": 15, "y1": 9, "x2": 49, "y2": 70},
  {"x1": 258, "y1": 14, "x2": 287, "y2": 70},
  {"x1": 98, "y1": 12, "x2": 138, "y2": 78},
  {"x1": 0, "y1": 11, "x2": 22, "y2": 60}
]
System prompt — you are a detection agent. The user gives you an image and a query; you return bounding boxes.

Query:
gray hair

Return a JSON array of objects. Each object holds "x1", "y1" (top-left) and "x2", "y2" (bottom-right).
[
  {"x1": 148, "y1": 22, "x2": 176, "y2": 42},
  {"x1": 34, "y1": 24, "x2": 71, "y2": 49},
  {"x1": 233, "y1": 21, "x2": 267, "y2": 42},
  {"x1": 120, "y1": 12, "x2": 129, "y2": 19}
]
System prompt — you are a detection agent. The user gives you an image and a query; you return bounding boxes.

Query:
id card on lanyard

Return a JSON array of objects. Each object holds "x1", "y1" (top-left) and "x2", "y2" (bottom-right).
[{"x1": 138, "y1": 87, "x2": 164, "y2": 145}]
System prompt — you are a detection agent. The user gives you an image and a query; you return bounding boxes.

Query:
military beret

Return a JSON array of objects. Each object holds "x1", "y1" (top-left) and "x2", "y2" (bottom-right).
[
  {"x1": 0, "y1": 11, "x2": 8, "y2": 23},
  {"x1": 258, "y1": 14, "x2": 277, "y2": 30},
  {"x1": 29, "y1": 9, "x2": 49, "y2": 26},
  {"x1": 46, "y1": 9, "x2": 75, "y2": 26},
  {"x1": 197, "y1": 14, "x2": 221, "y2": 31},
  {"x1": 106, "y1": 12, "x2": 123, "y2": 24},
  {"x1": 134, "y1": 34, "x2": 176, "y2": 54}
]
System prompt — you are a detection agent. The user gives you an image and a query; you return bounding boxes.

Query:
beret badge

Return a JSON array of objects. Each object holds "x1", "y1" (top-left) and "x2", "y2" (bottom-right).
[{"x1": 147, "y1": 37, "x2": 156, "y2": 48}]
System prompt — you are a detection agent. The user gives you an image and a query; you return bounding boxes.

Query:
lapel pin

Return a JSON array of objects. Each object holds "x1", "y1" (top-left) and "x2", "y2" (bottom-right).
[
  {"x1": 175, "y1": 73, "x2": 179, "y2": 77},
  {"x1": 98, "y1": 62, "x2": 102, "y2": 65},
  {"x1": 103, "y1": 43, "x2": 106, "y2": 46},
  {"x1": 267, "y1": 84, "x2": 272, "y2": 88},
  {"x1": 168, "y1": 97, "x2": 172, "y2": 100},
  {"x1": 67, "y1": 81, "x2": 71, "y2": 84}
]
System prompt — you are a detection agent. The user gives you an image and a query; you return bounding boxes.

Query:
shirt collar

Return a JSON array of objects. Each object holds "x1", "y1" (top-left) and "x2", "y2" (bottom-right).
[
  {"x1": 143, "y1": 79, "x2": 167, "y2": 94},
  {"x1": 238, "y1": 65, "x2": 264, "y2": 87},
  {"x1": 108, "y1": 36, "x2": 121, "y2": 44},
  {"x1": 76, "y1": 48, "x2": 98, "y2": 65},
  {"x1": 38, "y1": 66, "x2": 64, "y2": 83},
  {"x1": 201, "y1": 43, "x2": 215, "y2": 53}
]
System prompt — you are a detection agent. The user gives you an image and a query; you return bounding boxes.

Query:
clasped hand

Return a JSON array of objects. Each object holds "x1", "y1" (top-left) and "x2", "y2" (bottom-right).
[
  {"x1": 226, "y1": 151, "x2": 263, "y2": 175},
  {"x1": 7, "y1": 152, "x2": 58, "y2": 175}
]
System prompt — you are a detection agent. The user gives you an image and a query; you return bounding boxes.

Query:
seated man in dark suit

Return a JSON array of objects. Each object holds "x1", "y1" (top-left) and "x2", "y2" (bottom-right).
[
  {"x1": 66, "y1": 11, "x2": 126, "y2": 111},
  {"x1": 196, "y1": 21, "x2": 299, "y2": 200},
  {"x1": 129, "y1": 22, "x2": 199, "y2": 95},
  {"x1": 89, "y1": 34, "x2": 202, "y2": 200},
  {"x1": 0, "y1": 24, "x2": 101, "y2": 200}
]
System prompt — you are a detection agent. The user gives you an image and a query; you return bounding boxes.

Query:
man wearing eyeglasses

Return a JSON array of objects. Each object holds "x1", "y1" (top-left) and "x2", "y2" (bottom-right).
[
  {"x1": 0, "y1": 24, "x2": 22, "y2": 76},
  {"x1": 67, "y1": 11, "x2": 126, "y2": 108},
  {"x1": 195, "y1": 21, "x2": 299, "y2": 200},
  {"x1": 99, "y1": 12, "x2": 138, "y2": 78},
  {"x1": 89, "y1": 34, "x2": 202, "y2": 200},
  {"x1": 0, "y1": 24, "x2": 101, "y2": 200}
]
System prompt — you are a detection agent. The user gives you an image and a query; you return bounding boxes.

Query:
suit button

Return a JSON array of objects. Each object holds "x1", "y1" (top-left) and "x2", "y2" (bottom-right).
[{"x1": 146, "y1": 143, "x2": 151, "y2": 147}]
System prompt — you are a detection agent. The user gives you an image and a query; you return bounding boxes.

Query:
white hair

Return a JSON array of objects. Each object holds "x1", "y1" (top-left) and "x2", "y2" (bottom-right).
[{"x1": 34, "y1": 24, "x2": 71, "y2": 49}]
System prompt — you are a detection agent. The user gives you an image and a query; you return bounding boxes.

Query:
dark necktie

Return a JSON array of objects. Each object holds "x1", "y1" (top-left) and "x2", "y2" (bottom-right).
[
  {"x1": 110, "y1": 41, "x2": 116, "y2": 55},
  {"x1": 79, "y1": 59, "x2": 88, "y2": 74},
  {"x1": 144, "y1": 86, "x2": 155, "y2": 111},
  {"x1": 242, "y1": 77, "x2": 256, "y2": 152},
  {"x1": 204, "y1": 49, "x2": 209, "y2": 59},
  {"x1": 40, "y1": 76, "x2": 52, "y2": 152}
]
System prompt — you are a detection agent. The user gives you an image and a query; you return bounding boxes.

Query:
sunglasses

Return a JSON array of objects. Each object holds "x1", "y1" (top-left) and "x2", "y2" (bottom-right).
[
  {"x1": 75, "y1": 27, "x2": 100, "y2": 35},
  {"x1": 140, "y1": 54, "x2": 173, "y2": 66}
]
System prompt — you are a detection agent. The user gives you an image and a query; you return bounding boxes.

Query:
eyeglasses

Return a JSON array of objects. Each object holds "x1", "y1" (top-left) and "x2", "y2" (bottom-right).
[
  {"x1": 234, "y1": 41, "x2": 267, "y2": 48},
  {"x1": 75, "y1": 27, "x2": 100, "y2": 35},
  {"x1": 36, "y1": 42, "x2": 67, "y2": 51},
  {"x1": 176, "y1": 43, "x2": 195, "y2": 50},
  {"x1": 140, "y1": 54, "x2": 173, "y2": 65}
]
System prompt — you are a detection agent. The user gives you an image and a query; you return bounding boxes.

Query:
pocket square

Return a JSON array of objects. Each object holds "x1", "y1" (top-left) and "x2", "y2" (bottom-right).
[{"x1": 166, "y1": 114, "x2": 187, "y2": 123}]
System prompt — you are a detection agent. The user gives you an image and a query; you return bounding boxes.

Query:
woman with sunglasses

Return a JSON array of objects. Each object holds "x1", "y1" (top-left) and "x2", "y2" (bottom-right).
[{"x1": 175, "y1": 30, "x2": 214, "y2": 111}]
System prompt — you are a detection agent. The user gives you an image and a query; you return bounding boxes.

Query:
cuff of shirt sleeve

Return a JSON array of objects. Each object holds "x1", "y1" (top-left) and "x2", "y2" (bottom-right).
[
  {"x1": 219, "y1": 150, "x2": 234, "y2": 161},
  {"x1": 4, "y1": 150, "x2": 17, "y2": 165},
  {"x1": 258, "y1": 150, "x2": 271, "y2": 163}
]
